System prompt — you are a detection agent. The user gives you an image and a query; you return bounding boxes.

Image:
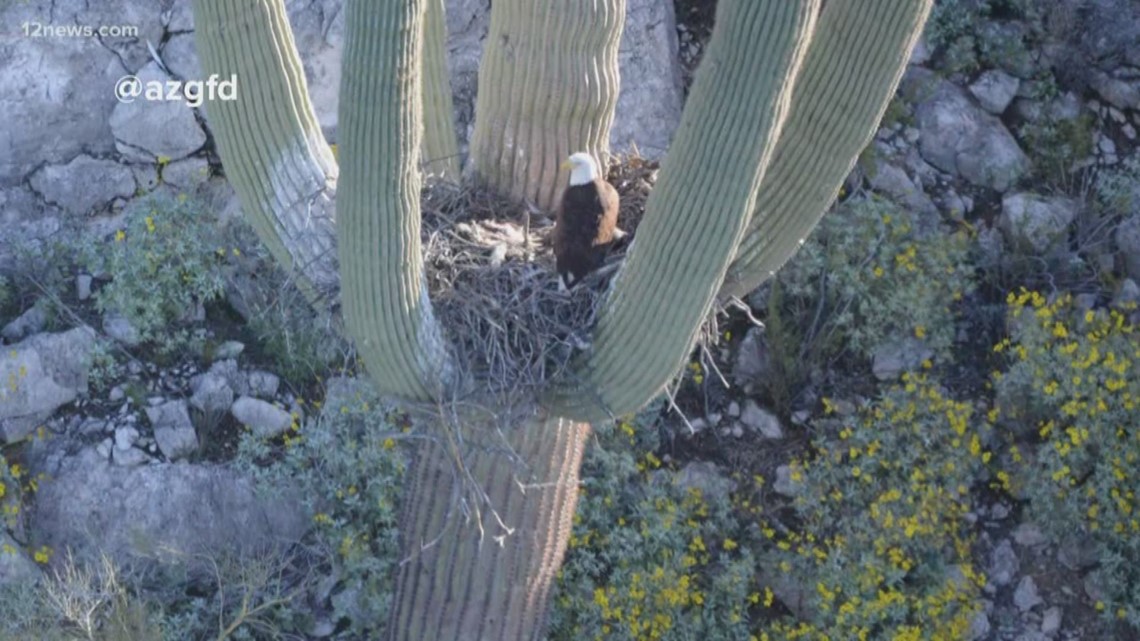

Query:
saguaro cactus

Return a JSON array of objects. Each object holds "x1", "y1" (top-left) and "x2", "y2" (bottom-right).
[
  {"x1": 466, "y1": 0, "x2": 625, "y2": 210},
  {"x1": 193, "y1": 0, "x2": 932, "y2": 638}
]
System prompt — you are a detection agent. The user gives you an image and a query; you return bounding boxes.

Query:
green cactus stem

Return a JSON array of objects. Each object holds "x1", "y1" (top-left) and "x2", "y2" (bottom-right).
[
  {"x1": 466, "y1": 0, "x2": 625, "y2": 210},
  {"x1": 421, "y1": 0, "x2": 461, "y2": 180},
  {"x1": 192, "y1": 0, "x2": 340, "y2": 308},
  {"x1": 548, "y1": 0, "x2": 821, "y2": 422},
  {"x1": 721, "y1": 0, "x2": 934, "y2": 299}
]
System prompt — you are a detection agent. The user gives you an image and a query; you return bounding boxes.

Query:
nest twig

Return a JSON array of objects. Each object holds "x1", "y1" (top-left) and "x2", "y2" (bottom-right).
[{"x1": 417, "y1": 153, "x2": 660, "y2": 418}]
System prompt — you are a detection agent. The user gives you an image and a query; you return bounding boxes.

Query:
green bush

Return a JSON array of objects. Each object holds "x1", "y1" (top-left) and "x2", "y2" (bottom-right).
[
  {"x1": 993, "y1": 289, "x2": 1140, "y2": 628},
  {"x1": 236, "y1": 383, "x2": 406, "y2": 639},
  {"x1": 763, "y1": 197, "x2": 973, "y2": 406},
  {"x1": 548, "y1": 406, "x2": 756, "y2": 641},
  {"x1": 924, "y1": 0, "x2": 1042, "y2": 75},
  {"x1": 757, "y1": 375, "x2": 987, "y2": 640},
  {"x1": 82, "y1": 193, "x2": 228, "y2": 356}
]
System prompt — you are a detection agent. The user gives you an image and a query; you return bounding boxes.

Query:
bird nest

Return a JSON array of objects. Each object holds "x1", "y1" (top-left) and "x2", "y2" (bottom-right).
[{"x1": 420, "y1": 154, "x2": 659, "y2": 411}]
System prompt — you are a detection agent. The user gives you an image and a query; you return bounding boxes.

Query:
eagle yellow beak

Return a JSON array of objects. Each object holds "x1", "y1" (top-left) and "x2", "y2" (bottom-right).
[{"x1": 559, "y1": 159, "x2": 573, "y2": 171}]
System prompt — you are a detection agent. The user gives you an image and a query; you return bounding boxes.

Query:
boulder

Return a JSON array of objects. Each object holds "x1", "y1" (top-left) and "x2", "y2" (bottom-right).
[
  {"x1": 1, "y1": 305, "x2": 47, "y2": 343},
  {"x1": 0, "y1": 532, "x2": 40, "y2": 588},
  {"x1": 28, "y1": 155, "x2": 137, "y2": 217},
  {"x1": 145, "y1": 400, "x2": 199, "y2": 461},
  {"x1": 0, "y1": 327, "x2": 94, "y2": 443},
  {"x1": 999, "y1": 193, "x2": 1078, "y2": 253},
  {"x1": 969, "y1": 69, "x2": 1019, "y2": 115},
  {"x1": 29, "y1": 448, "x2": 308, "y2": 569},
  {"x1": 189, "y1": 371, "x2": 235, "y2": 414},
  {"x1": 916, "y1": 79, "x2": 1029, "y2": 192},
  {"x1": 109, "y1": 62, "x2": 207, "y2": 163},
  {"x1": 231, "y1": 396, "x2": 293, "y2": 438}
]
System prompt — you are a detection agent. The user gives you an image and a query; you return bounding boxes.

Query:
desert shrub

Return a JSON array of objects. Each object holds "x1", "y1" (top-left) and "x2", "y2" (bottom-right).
[
  {"x1": 993, "y1": 290, "x2": 1140, "y2": 628},
  {"x1": 924, "y1": 0, "x2": 1042, "y2": 75},
  {"x1": 547, "y1": 405, "x2": 756, "y2": 641},
  {"x1": 1017, "y1": 112, "x2": 1096, "y2": 187},
  {"x1": 1095, "y1": 156, "x2": 1140, "y2": 218},
  {"x1": 0, "y1": 274, "x2": 10, "y2": 316},
  {"x1": 756, "y1": 374, "x2": 988, "y2": 640},
  {"x1": 81, "y1": 193, "x2": 228, "y2": 356},
  {"x1": 763, "y1": 197, "x2": 973, "y2": 403},
  {"x1": 236, "y1": 384, "x2": 406, "y2": 639}
]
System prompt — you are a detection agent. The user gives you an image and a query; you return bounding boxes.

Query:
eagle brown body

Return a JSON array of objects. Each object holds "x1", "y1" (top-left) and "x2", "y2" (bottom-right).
[{"x1": 552, "y1": 153, "x2": 620, "y2": 289}]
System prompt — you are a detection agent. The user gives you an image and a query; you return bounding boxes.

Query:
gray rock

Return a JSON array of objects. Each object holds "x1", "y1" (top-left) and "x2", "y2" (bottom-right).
[
  {"x1": 196, "y1": 359, "x2": 250, "y2": 398},
  {"x1": 1041, "y1": 606, "x2": 1061, "y2": 635},
  {"x1": 29, "y1": 449, "x2": 308, "y2": 569},
  {"x1": 231, "y1": 396, "x2": 293, "y2": 438},
  {"x1": 108, "y1": 386, "x2": 125, "y2": 402},
  {"x1": 989, "y1": 539, "x2": 1020, "y2": 587},
  {"x1": 246, "y1": 371, "x2": 281, "y2": 399},
  {"x1": 0, "y1": 3, "x2": 121, "y2": 186},
  {"x1": 664, "y1": 461, "x2": 735, "y2": 503},
  {"x1": 189, "y1": 371, "x2": 235, "y2": 414},
  {"x1": 96, "y1": 438, "x2": 113, "y2": 460},
  {"x1": 1000, "y1": 193, "x2": 1078, "y2": 253},
  {"x1": 109, "y1": 62, "x2": 207, "y2": 163},
  {"x1": 0, "y1": 327, "x2": 94, "y2": 442},
  {"x1": 969, "y1": 70, "x2": 1020, "y2": 114},
  {"x1": 161, "y1": 157, "x2": 211, "y2": 192},
  {"x1": 773, "y1": 464, "x2": 803, "y2": 498},
  {"x1": 1014, "y1": 632, "x2": 1047, "y2": 641},
  {"x1": 871, "y1": 338, "x2": 933, "y2": 381},
  {"x1": 739, "y1": 400, "x2": 783, "y2": 439},
  {"x1": 869, "y1": 162, "x2": 938, "y2": 218},
  {"x1": 733, "y1": 326, "x2": 770, "y2": 385},
  {"x1": 1014, "y1": 575, "x2": 1042, "y2": 612},
  {"x1": 114, "y1": 426, "x2": 139, "y2": 451},
  {"x1": 28, "y1": 155, "x2": 137, "y2": 217},
  {"x1": 160, "y1": 33, "x2": 202, "y2": 83},
  {"x1": 916, "y1": 80, "x2": 1029, "y2": 192},
  {"x1": 112, "y1": 445, "x2": 150, "y2": 467},
  {"x1": 146, "y1": 400, "x2": 199, "y2": 461},
  {"x1": 211, "y1": 340, "x2": 245, "y2": 362},
  {"x1": 1, "y1": 305, "x2": 47, "y2": 343},
  {"x1": 103, "y1": 313, "x2": 141, "y2": 346},
  {"x1": 1113, "y1": 278, "x2": 1140, "y2": 310},
  {"x1": 968, "y1": 609, "x2": 991, "y2": 641},
  {"x1": 1012, "y1": 522, "x2": 1047, "y2": 548},
  {"x1": 0, "y1": 531, "x2": 40, "y2": 588},
  {"x1": 76, "y1": 274, "x2": 93, "y2": 301},
  {"x1": 726, "y1": 401, "x2": 741, "y2": 418},
  {"x1": 1116, "y1": 215, "x2": 1140, "y2": 281},
  {"x1": 610, "y1": 0, "x2": 684, "y2": 158},
  {"x1": 1089, "y1": 70, "x2": 1140, "y2": 111}
]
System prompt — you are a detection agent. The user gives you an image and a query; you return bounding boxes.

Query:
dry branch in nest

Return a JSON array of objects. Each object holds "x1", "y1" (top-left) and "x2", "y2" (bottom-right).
[{"x1": 419, "y1": 154, "x2": 659, "y2": 415}]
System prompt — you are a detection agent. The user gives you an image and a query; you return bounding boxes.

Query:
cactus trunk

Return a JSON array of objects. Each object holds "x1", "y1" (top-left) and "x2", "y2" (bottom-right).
[
  {"x1": 387, "y1": 414, "x2": 589, "y2": 641},
  {"x1": 192, "y1": 0, "x2": 339, "y2": 308},
  {"x1": 549, "y1": 0, "x2": 820, "y2": 422},
  {"x1": 338, "y1": 0, "x2": 453, "y2": 401},
  {"x1": 466, "y1": 0, "x2": 625, "y2": 210},
  {"x1": 421, "y1": 0, "x2": 461, "y2": 180},
  {"x1": 721, "y1": 0, "x2": 934, "y2": 298}
]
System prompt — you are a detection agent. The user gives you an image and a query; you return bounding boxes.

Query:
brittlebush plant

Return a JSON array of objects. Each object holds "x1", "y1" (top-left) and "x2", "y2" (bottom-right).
[
  {"x1": 757, "y1": 375, "x2": 987, "y2": 641},
  {"x1": 993, "y1": 290, "x2": 1140, "y2": 628}
]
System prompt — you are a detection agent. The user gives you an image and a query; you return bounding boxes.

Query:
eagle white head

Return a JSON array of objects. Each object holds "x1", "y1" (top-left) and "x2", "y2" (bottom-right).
[{"x1": 561, "y1": 152, "x2": 599, "y2": 186}]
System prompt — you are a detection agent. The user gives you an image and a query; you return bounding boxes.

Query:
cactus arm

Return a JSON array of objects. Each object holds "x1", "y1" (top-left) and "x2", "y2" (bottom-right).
[
  {"x1": 466, "y1": 0, "x2": 625, "y2": 210},
  {"x1": 720, "y1": 0, "x2": 933, "y2": 299},
  {"x1": 421, "y1": 0, "x2": 462, "y2": 180},
  {"x1": 548, "y1": 0, "x2": 820, "y2": 422},
  {"x1": 386, "y1": 414, "x2": 590, "y2": 641},
  {"x1": 337, "y1": 0, "x2": 453, "y2": 401},
  {"x1": 192, "y1": 0, "x2": 339, "y2": 307}
]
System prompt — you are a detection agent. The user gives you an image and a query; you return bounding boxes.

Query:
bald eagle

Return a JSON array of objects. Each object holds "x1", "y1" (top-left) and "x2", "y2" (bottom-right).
[{"x1": 552, "y1": 152, "x2": 620, "y2": 290}]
